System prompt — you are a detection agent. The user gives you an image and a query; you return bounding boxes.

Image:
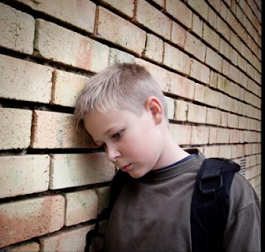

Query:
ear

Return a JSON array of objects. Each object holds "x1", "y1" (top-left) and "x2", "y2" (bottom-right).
[{"x1": 145, "y1": 96, "x2": 164, "y2": 125}]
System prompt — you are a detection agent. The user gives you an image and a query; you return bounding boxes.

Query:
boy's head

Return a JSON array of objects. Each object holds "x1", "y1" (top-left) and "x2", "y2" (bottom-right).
[{"x1": 74, "y1": 63, "x2": 168, "y2": 132}]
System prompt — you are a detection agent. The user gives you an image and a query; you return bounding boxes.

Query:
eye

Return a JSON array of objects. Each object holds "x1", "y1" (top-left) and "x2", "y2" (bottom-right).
[{"x1": 112, "y1": 131, "x2": 123, "y2": 140}]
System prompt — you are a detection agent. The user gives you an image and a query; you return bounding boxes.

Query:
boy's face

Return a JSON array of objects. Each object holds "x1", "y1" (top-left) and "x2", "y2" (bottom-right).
[{"x1": 83, "y1": 105, "x2": 164, "y2": 178}]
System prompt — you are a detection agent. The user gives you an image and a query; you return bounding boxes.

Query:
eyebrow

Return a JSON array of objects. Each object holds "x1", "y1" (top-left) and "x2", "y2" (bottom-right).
[{"x1": 93, "y1": 126, "x2": 116, "y2": 144}]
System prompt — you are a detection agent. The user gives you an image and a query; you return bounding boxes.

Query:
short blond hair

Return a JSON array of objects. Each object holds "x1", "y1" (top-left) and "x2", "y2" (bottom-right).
[{"x1": 74, "y1": 63, "x2": 168, "y2": 130}]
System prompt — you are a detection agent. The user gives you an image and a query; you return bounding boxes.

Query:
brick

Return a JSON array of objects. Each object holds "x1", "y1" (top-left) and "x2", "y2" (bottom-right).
[
  {"x1": 194, "y1": 83, "x2": 205, "y2": 103},
  {"x1": 136, "y1": 0, "x2": 171, "y2": 40},
  {"x1": 135, "y1": 58, "x2": 171, "y2": 92},
  {"x1": 2, "y1": 241, "x2": 39, "y2": 251},
  {"x1": 216, "y1": 128, "x2": 230, "y2": 143},
  {"x1": 175, "y1": 100, "x2": 188, "y2": 121},
  {"x1": 34, "y1": 19, "x2": 109, "y2": 73},
  {"x1": 109, "y1": 48, "x2": 135, "y2": 65},
  {"x1": 209, "y1": 70, "x2": 218, "y2": 88},
  {"x1": 0, "y1": 108, "x2": 32, "y2": 150},
  {"x1": 203, "y1": 145, "x2": 220, "y2": 158},
  {"x1": 95, "y1": 186, "x2": 111, "y2": 215},
  {"x1": 205, "y1": 47, "x2": 222, "y2": 72},
  {"x1": 170, "y1": 73, "x2": 195, "y2": 100},
  {"x1": 190, "y1": 59, "x2": 210, "y2": 84},
  {"x1": 16, "y1": 0, "x2": 96, "y2": 33},
  {"x1": 97, "y1": 7, "x2": 145, "y2": 56},
  {"x1": 188, "y1": 103, "x2": 206, "y2": 124},
  {"x1": 65, "y1": 189, "x2": 98, "y2": 226},
  {"x1": 230, "y1": 130, "x2": 241, "y2": 144},
  {"x1": 187, "y1": 0, "x2": 209, "y2": 21},
  {"x1": 191, "y1": 126, "x2": 209, "y2": 145},
  {"x1": 50, "y1": 153, "x2": 116, "y2": 189},
  {"x1": 143, "y1": 34, "x2": 164, "y2": 63},
  {"x1": 31, "y1": 110, "x2": 90, "y2": 149},
  {"x1": 0, "y1": 155, "x2": 49, "y2": 199},
  {"x1": 192, "y1": 14, "x2": 203, "y2": 37},
  {"x1": 0, "y1": 54, "x2": 52, "y2": 103},
  {"x1": 171, "y1": 22, "x2": 186, "y2": 48},
  {"x1": 169, "y1": 124, "x2": 192, "y2": 145},
  {"x1": 208, "y1": 8, "x2": 217, "y2": 30},
  {"x1": 40, "y1": 225, "x2": 94, "y2": 252},
  {"x1": 0, "y1": 195, "x2": 65, "y2": 248},
  {"x1": 227, "y1": 113, "x2": 239, "y2": 128},
  {"x1": 51, "y1": 70, "x2": 89, "y2": 107},
  {"x1": 219, "y1": 145, "x2": 232, "y2": 159},
  {"x1": 163, "y1": 43, "x2": 190, "y2": 75},
  {"x1": 165, "y1": 97, "x2": 174, "y2": 120},
  {"x1": 204, "y1": 87, "x2": 220, "y2": 107},
  {"x1": 184, "y1": 33, "x2": 206, "y2": 62},
  {"x1": 209, "y1": 127, "x2": 218, "y2": 144},
  {"x1": 101, "y1": 0, "x2": 134, "y2": 18},
  {"x1": 166, "y1": 0, "x2": 192, "y2": 29},
  {"x1": 203, "y1": 23, "x2": 220, "y2": 51},
  {"x1": 206, "y1": 108, "x2": 221, "y2": 126},
  {"x1": 0, "y1": 3, "x2": 34, "y2": 54}
]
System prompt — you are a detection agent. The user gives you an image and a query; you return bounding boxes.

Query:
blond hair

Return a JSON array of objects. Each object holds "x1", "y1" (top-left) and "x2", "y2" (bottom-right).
[{"x1": 74, "y1": 63, "x2": 168, "y2": 130}]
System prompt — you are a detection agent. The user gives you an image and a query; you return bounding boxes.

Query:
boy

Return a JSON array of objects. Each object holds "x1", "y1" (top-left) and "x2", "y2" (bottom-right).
[{"x1": 74, "y1": 63, "x2": 261, "y2": 252}]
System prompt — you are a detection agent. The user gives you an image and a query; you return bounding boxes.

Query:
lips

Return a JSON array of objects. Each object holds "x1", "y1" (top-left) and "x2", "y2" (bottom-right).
[{"x1": 119, "y1": 164, "x2": 132, "y2": 171}]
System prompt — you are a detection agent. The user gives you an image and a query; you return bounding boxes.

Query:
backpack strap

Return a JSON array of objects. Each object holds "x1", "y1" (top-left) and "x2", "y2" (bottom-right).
[{"x1": 191, "y1": 158, "x2": 240, "y2": 252}]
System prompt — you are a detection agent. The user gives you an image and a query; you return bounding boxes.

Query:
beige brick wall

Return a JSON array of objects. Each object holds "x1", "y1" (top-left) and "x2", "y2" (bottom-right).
[{"x1": 0, "y1": 0, "x2": 261, "y2": 250}]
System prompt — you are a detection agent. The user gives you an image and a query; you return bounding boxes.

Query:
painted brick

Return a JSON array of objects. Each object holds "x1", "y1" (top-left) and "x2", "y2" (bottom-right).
[
  {"x1": 34, "y1": 19, "x2": 109, "y2": 73},
  {"x1": 163, "y1": 43, "x2": 190, "y2": 75},
  {"x1": 227, "y1": 113, "x2": 239, "y2": 128},
  {"x1": 187, "y1": 0, "x2": 209, "y2": 21},
  {"x1": 0, "y1": 108, "x2": 32, "y2": 150},
  {"x1": 95, "y1": 186, "x2": 111, "y2": 215},
  {"x1": 228, "y1": 63, "x2": 240, "y2": 83},
  {"x1": 97, "y1": 7, "x2": 145, "y2": 56},
  {"x1": 143, "y1": 34, "x2": 163, "y2": 63},
  {"x1": 0, "y1": 54, "x2": 52, "y2": 103},
  {"x1": 230, "y1": 130, "x2": 241, "y2": 144},
  {"x1": 0, "y1": 195, "x2": 65, "y2": 248},
  {"x1": 184, "y1": 33, "x2": 206, "y2": 62},
  {"x1": 31, "y1": 110, "x2": 91, "y2": 149},
  {"x1": 166, "y1": 0, "x2": 192, "y2": 29},
  {"x1": 191, "y1": 126, "x2": 209, "y2": 145},
  {"x1": 51, "y1": 70, "x2": 89, "y2": 107},
  {"x1": 2, "y1": 241, "x2": 39, "y2": 251},
  {"x1": 136, "y1": 0, "x2": 171, "y2": 40},
  {"x1": 0, "y1": 155, "x2": 49, "y2": 199},
  {"x1": 170, "y1": 73, "x2": 195, "y2": 100},
  {"x1": 109, "y1": 48, "x2": 135, "y2": 65},
  {"x1": 190, "y1": 59, "x2": 210, "y2": 85},
  {"x1": 50, "y1": 153, "x2": 116, "y2": 189},
  {"x1": 0, "y1": 3, "x2": 34, "y2": 54},
  {"x1": 135, "y1": 58, "x2": 171, "y2": 92},
  {"x1": 40, "y1": 225, "x2": 94, "y2": 252},
  {"x1": 188, "y1": 103, "x2": 206, "y2": 124},
  {"x1": 65, "y1": 189, "x2": 98, "y2": 226},
  {"x1": 101, "y1": 0, "x2": 134, "y2": 18},
  {"x1": 205, "y1": 47, "x2": 223, "y2": 72},
  {"x1": 169, "y1": 124, "x2": 192, "y2": 145},
  {"x1": 209, "y1": 70, "x2": 218, "y2": 88},
  {"x1": 171, "y1": 22, "x2": 186, "y2": 48},
  {"x1": 16, "y1": 0, "x2": 96, "y2": 33},
  {"x1": 208, "y1": 8, "x2": 217, "y2": 30}
]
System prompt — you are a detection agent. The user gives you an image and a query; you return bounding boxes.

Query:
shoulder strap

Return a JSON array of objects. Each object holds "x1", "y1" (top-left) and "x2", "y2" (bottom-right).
[{"x1": 191, "y1": 158, "x2": 240, "y2": 252}]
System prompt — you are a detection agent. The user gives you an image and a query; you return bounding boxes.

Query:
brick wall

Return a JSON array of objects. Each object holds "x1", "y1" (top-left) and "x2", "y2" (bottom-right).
[{"x1": 0, "y1": 0, "x2": 261, "y2": 251}]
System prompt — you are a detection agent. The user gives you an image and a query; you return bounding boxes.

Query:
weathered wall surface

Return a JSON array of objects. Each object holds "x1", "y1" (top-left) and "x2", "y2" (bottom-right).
[{"x1": 0, "y1": 0, "x2": 261, "y2": 251}]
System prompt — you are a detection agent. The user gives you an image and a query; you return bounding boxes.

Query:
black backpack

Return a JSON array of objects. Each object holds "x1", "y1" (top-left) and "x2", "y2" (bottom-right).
[{"x1": 85, "y1": 157, "x2": 240, "y2": 252}]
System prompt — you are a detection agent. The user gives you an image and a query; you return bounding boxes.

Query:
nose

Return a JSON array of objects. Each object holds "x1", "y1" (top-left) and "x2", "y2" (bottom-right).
[{"x1": 105, "y1": 144, "x2": 121, "y2": 162}]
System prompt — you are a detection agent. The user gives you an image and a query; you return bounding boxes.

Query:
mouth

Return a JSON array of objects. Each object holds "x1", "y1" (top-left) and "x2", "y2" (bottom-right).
[{"x1": 119, "y1": 164, "x2": 132, "y2": 172}]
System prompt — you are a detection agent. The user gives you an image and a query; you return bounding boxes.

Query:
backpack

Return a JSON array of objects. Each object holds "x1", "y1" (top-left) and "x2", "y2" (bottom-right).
[{"x1": 85, "y1": 157, "x2": 240, "y2": 252}]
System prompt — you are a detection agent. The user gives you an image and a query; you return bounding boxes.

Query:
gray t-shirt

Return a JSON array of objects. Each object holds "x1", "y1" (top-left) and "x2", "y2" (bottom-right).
[{"x1": 103, "y1": 149, "x2": 261, "y2": 252}]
